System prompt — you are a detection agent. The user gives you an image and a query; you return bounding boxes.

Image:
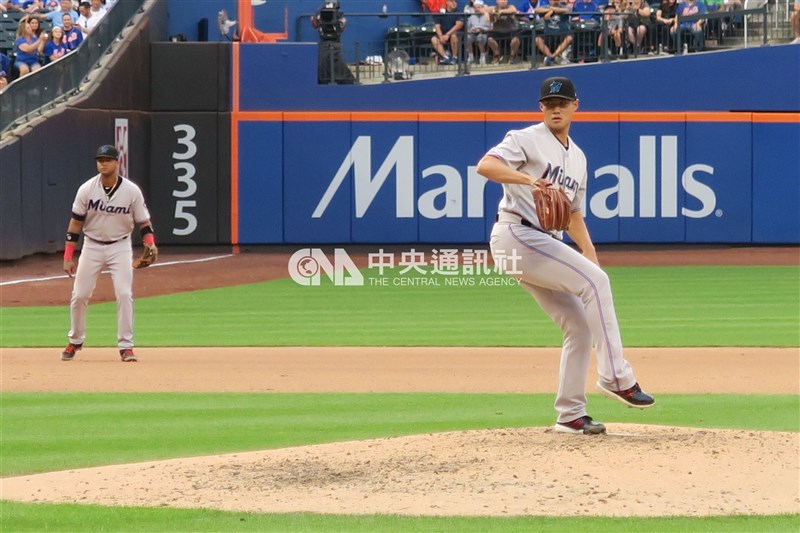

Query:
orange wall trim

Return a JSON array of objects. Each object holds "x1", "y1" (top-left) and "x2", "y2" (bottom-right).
[
  {"x1": 686, "y1": 112, "x2": 753, "y2": 122},
  {"x1": 283, "y1": 111, "x2": 352, "y2": 122},
  {"x1": 418, "y1": 112, "x2": 487, "y2": 122},
  {"x1": 351, "y1": 111, "x2": 420, "y2": 122},
  {"x1": 230, "y1": 43, "x2": 240, "y2": 247},
  {"x1": 231, "y1": 111, "x2": 799, "y2": 123},
  {"x1": 752, "y1": 113, "x2": 800, "y2": 123}
]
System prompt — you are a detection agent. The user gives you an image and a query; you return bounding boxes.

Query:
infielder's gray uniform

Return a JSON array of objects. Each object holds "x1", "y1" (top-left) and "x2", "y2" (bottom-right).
[
  {"x1": 486, "y1": 122, "x2": 639, "y2": 424},
  {"x1": 67, "y1": 174, "x2": 150, "y2": 349}
]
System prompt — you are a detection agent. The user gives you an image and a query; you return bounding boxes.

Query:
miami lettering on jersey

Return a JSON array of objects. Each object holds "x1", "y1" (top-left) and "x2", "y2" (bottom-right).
[
  {"x1": 87, "y1": 199, "x2": 132, "y2": 215},
  {"x1": 541, "y1": 163, "x2": 580, "y2": 195}
]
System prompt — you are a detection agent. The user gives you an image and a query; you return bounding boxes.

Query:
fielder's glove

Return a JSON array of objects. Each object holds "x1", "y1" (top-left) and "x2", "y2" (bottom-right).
[
  {"x1": 532, "y1": 180, "x2": 572, "y2": 232},
  {"x1": 132, "y1": 243, "x2": 158, "y2": 269}
]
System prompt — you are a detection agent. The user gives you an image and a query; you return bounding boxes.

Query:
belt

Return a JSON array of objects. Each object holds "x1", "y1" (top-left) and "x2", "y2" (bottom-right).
[
  {"x1": 86, "y1": 235, "x2": 128, "y2": 245},
  {"x1": 496, "y1": 212, "x2": 535, "y2": 229},
  {"x1": 496, "y1": 212, "x2": 553, "y2": 236}
]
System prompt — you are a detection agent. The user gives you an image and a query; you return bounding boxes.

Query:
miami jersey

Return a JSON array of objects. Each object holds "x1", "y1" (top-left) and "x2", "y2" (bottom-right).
[
  {"x1": 71, "y1": 175, "x2": 150, "y2": 242},
  {"x1": 486, "y1": 122, "x2": 588, "y2": 238}
]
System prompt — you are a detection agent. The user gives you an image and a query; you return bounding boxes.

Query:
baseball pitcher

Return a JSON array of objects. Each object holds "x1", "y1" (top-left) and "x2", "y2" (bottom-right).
[{"x1": 477, "y1": 77, "x2": 655, "y2": 435}]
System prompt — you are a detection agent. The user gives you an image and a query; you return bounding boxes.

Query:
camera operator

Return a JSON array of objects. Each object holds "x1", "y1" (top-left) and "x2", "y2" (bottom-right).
[{"x1": 310, "y1": 1, "x2": 356, "y2": 84}]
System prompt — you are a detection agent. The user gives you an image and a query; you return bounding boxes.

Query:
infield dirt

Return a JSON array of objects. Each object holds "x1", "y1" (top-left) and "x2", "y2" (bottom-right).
[{"x1": 1, "y1": 246, "x2": 798, "y2": 517}]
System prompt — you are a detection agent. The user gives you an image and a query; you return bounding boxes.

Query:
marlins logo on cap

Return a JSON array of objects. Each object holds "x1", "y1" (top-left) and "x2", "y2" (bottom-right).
[
  {"x1": 95, "y1": 145, "x2": 119, "y2": 160},
  {"x1": 538, "y1": 77, "x2": 577, "y2": 101}
]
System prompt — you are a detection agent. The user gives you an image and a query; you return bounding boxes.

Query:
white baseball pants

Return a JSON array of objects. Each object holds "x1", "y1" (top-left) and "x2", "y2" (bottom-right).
[
  {"x1": 490, "y1": 221, "x2": 638, "y2": 423},
  {"x1": 68, "y1": 238, "x2": 134, "y2": 349}
]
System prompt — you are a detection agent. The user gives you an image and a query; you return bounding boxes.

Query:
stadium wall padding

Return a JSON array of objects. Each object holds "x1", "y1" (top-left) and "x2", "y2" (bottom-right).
[
  {"x1": 0, "y1": 109, "x2": 153, "y2": 260},
  {"x1": 230, "y1": 111, "x2": 797, "y2": 245}
]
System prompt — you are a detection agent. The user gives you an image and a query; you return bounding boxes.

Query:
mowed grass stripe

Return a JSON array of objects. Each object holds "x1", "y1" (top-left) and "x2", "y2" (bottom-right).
[
  {"x1": 2, "y1": 502, "x2": 800, "y2": 533},
  {"x1": 2, "y1": 392, "x2": 798, "y2": 477},
  {"x1": 0, "y1": 266, "x2": 797, "y2": 347}
]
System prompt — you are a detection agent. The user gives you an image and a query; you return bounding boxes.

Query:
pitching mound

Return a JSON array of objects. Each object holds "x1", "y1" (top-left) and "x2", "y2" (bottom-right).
[{"x1": 2, "y1": 424, "x2": 798, "y2": 517}]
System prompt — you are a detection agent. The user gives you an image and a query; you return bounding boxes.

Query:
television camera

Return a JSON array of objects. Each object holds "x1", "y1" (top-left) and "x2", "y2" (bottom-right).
[{"x1": 314, "y1": 1, "x2": 345, "y2": 41}]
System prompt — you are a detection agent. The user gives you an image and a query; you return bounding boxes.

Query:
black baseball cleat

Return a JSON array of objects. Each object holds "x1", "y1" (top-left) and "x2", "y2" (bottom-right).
[
  {"x1": 554, "y1": 415, "x2": 606, "y2": 435},
  {"x1": 61, "y1": 343, "x2": 82, "y2": 361},
  {"x1": 597, "y1": 381, "x2": 655, "y2": 409}
]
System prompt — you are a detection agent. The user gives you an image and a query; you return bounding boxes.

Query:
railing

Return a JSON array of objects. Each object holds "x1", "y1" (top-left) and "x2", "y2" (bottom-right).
[
  {"x1": 674, "y1": 6, "x2": 767, "y2": 53},
  {"x1": 298, "y1": 6, "x2": 773, "y2": 85},
  {"x1": 0, "y1": 0, "x2": 147, "y2": 134}
]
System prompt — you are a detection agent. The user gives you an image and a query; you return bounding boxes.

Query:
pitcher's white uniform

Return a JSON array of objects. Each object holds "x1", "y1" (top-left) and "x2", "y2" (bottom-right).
[
  {"x1": 486, "y1": 123, "x2": 641, "y2": 425},
  {"x1": 67, "y1": 174, "x2": 150, "y2": 350}
]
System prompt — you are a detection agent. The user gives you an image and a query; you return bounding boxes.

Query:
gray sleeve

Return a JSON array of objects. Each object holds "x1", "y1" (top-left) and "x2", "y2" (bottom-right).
[
  {"x1": 486, "y1": 130, "x2": 527, "y2": 171},
  {"x1": 132, "y1": 188, "x2": 152, "y2": 224},
  {"x1": 571, "y1": 156, "x2": 588, "y2": 211}
]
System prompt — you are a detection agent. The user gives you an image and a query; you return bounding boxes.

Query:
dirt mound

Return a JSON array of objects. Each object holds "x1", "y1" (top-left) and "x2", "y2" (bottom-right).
[{"x1": 2, "y1": 424, "x2": 798, "y2": 517}]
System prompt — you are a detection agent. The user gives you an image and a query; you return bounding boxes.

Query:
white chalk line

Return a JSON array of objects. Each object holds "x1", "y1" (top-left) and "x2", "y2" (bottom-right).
[{"x1": 0, "y1": 254, "x2": 235, "y2": 287}]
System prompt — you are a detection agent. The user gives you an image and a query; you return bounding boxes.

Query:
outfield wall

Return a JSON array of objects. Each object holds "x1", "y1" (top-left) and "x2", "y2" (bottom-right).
[
  {"x1": 224, "y1": 111, "x2": 798, "y2": 245},
  {"x1": 160, "y1": 42, "x2": 796, "y2": 247},
  {"x1": 1, "y1": 41, "x2": 798, "y2": 260}
]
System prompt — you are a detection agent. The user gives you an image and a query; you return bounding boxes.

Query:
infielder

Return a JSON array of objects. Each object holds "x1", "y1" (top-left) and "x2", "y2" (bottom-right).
[
  {"x1": 476, "y1": 77, "x2": 655, "y2": 435},
  {"x1": 61, "y1": 145, "x2": 157, "y2": 362}
]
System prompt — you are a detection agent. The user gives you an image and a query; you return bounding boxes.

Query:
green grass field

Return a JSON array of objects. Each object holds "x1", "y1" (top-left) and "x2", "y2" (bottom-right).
[
  {"x1": 1, "y1": 266, "x2": 798, "y2": 347},
  {"x1": 2, "y1": 264, "x2": 799, "y2": 532},
  {"x1": 2, "y1": 393, "x2": 799, "y2": 532}
]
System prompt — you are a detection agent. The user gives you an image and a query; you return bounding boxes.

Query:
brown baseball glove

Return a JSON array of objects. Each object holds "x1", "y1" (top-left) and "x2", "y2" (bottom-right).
[
  {"x1": 132, "y1": 243, "x2": 158, "y2": 269},
  {"x1": 532, "y1": 180, "x2": 572, "y2": 232}
]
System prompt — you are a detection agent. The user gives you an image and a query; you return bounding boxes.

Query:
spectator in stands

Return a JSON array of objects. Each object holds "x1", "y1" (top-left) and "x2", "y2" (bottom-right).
[
  {"x1": 487, "y1": 0, "x2": 522, "y2": 63},
  {"x1": 84, "y1": 0, "x2": 106, "y2": 32},
  {"x1": 4, "y1": 0, "x2": 41, "y2": 13},
  {"x1": 44, "y1": 24, "x2": 67, "y2": 62},
  {"x1": 61, "y1": 11, "x2": 83, "y2": 50},
  {"x1": 33, "y1": 0, "x2": 78, "y2": 28},
  {"x1": 76, "y1": 1, "x2": 90, "y2": 33},
  {"x1": 722, "y1": 0, "x2": 742, "y2": 11},
  {"x1": 703, "y1": 0, "x2": 724, "y2": 40},
  {"x1": 422, "y1": 0, "x2": 447, "y2": 13},
  {"x1": 517, "y1": 0, "x2": 540, "y2": 20},
  {"x1": 792, "y1": 0, "x2": 800, "y2": 44},
  {"x1": 465, "y1": 0, "x2": 498, "y2": 64},
  {"x1": 573, "y1": 0, "x2": 600, "y2": 21},
  {"x1": 571, "y1": 0, "x2": 600, "y2": 60},
  {"x1": 431, "y1": 0, "x2": 464, "y2": 65},
  {"x1": 24, "y1": 15, "x2": 43, "y2": 39},
  {"x1": 654, "y1": 0, "x2": 678, "y2": 51},
  {"x1": 623, "y1": 0, "x2": 650, "y2": 55},
  {"x1": 0, "y1": 51, "x2": 10, "y2": 88},
  {"x1": 535, "y1": 0, "x2": 573, "y2": 65},
  {"x1": 672, "y1": 0, "x2": 705, "y2": 51},
  {"x1": 598, "y1": 0, "x2": 624, "y2": 56},
  {"x1": 14, "y1": 19, "x2": 45, "y2": 77},
  {"x1": 720, "y1": 0, "x2": 742, "y2": 34}
]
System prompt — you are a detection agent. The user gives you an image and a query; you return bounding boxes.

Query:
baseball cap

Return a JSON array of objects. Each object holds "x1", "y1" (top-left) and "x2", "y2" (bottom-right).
[
  {"x1": 95, "y1": 145, "x2": 119, "y2": 160},
  {"x1": 474, "y1": 0, "x2": 485, "y2": 5},
  {"x1": 538, "y1": 77, "x2": 577, "y2": 102}
]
